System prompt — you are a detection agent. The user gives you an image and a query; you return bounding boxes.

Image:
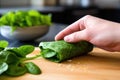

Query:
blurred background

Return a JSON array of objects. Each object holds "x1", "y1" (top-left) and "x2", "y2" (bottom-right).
[
  {"x1": 0, "y1": 0, "x2": 120, "y2": 47},
  {"x1": 0, "y1": 0, "x2": 120, "y2": 24}
]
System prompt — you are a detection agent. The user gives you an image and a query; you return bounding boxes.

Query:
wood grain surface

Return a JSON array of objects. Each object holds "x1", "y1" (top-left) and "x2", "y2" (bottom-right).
[{"x1": 0, "y1": 48, "x2": 120, "y2": 80}]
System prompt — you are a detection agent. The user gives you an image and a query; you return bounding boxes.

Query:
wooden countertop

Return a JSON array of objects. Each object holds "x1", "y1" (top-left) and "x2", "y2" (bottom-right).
[{"x1": 0, "y1": 48, "x2": 120, "y2": 80}]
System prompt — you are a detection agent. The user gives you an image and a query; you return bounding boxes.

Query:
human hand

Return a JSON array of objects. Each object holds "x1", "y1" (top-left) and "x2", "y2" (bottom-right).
[{"x1": 55, "y1": 15, "x2": 120, "y2": 52}]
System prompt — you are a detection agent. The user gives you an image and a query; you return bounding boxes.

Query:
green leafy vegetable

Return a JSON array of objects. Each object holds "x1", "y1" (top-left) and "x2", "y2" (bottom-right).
[
  {"x1": 0, "y1": 62, "x2": 8, "y2": 75},
  {"x1": 25, "y1": 62, "x2": 41, "y2": 75},
  {"x1": 0, "y1": 10, "x2": 52, "y2": 32},
  {"x1": 39, "y1": 40, "x2": 93, "y2": 62},
  {"x1": 0, "y1": 40, "x2": 9, "y2": 50},
  {"x1": 0, "y1": 40, "x2": 41, "y2": 77},
  {"x1": 5, "y1": 45, "x2": 34, "y2": 57},
  {"x1": 0, "y1": 40, "x2": 9, "y2": 55},
  {"x1": 0, "y1": 48, "x2": 3, "y2": 52},
  {"x1": 18, "y1": 45, "x2": 35, "y2": 57},
  {"x1": 5, "y1": 65, "x2": 27, "y2": 76},
  {"x1": 42, "y1": 49, "x2": 57, "y2": 58},
  {"x1": 0, "y1": 51, "x2": 19, "y2": 64}
]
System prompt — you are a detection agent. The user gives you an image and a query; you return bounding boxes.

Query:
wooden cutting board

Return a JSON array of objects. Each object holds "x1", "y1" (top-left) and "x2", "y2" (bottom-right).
[{"x1": 0, "y1": 48, "x2": 120, "y2": 80}]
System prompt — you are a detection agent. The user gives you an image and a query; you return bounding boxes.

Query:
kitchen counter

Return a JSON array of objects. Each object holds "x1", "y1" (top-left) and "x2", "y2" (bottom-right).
[
  {"x1": 0, "y1": 23, "x2": 67, "y2": 47},
  {"x1": 0, "y1": 47, "x2": 120, "y2": 80}
]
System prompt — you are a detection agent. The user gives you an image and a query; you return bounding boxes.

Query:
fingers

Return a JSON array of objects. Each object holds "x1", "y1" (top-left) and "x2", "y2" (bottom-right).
[
  {"x1": 64, "y1": 30, "x2": 88, "y2": 43},
  {"x1": 55, "y1": 16, "x2": 85, "y2": 41},
  {"x1": 55, "y1": 15, "x2": 100, "y2": 41}
]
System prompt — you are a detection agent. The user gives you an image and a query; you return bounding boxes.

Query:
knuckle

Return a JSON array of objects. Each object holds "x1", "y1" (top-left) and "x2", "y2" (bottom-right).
[
  {"x1": 83, "y1": 15, "x2": 92, "y2": 20},
  {"x1": 73, "y1": 32, "x2": 80, "y2": 41}
]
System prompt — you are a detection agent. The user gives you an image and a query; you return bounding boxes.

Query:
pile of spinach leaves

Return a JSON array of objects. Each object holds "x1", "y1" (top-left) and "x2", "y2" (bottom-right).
[
  {"x1": 0, "y1": 40, "x2": 41, "y2": 76},
  {"x1": 0, "y1": 10, "x2": 52, "y2": 32}
]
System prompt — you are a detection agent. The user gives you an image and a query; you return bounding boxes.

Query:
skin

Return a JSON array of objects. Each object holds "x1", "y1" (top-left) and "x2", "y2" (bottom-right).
[{"x1": 55, "y1": 15, "x2": 120, "y2": 52}]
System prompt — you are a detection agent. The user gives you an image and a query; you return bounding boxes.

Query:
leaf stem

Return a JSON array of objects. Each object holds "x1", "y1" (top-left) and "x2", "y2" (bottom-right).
[{"x1": 20, "y1": 54, "x2": 41, "y2": 62}]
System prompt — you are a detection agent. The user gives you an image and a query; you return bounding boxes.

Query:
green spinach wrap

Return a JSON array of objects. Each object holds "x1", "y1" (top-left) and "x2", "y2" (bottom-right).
[{"x1": 39, "y1": 40, "x2": 93, "y2": 62}]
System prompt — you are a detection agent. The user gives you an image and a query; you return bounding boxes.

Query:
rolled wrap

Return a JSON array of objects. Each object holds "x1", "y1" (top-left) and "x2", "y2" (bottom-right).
[{"x1": 39, "y1": 40, "x2": 93, "y2": 62}]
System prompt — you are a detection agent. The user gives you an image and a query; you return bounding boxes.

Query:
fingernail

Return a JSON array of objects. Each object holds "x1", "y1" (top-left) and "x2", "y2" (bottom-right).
[{"x1": 64, "y1": 36, "x2": 71, "y2": 42}]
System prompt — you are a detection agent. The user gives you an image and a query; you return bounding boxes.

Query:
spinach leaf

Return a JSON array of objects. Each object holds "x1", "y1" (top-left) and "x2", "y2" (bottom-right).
[
  {"x1": 41, "y1": 49, "x2": 56, "y2": 58},
  {"x1": 5, "y1": 45, "x2": 35, "y2": 57},
  {"x1": 5, "y1": 47, "x2": 22, "y2": 57},
  {"x1": 0, "y1": 40, "x2": 9, "y2": 48},
  {"x1": 5, "y1": 65, "x2": 27, "y2": 76},
  {"x1": 0, "y1": 51, "x2": 19, "y2": 64},
  {"x1": 18, "y1": 45, "x2": 35, "y2": 57},
  {"x1": 0, "y1": 62, "x2": 8, "y2": 75},
  {"x1": 0, "y1": 48, "x2": 4, "y2": 52},
  {"x1": 28, "y1": 10, "x2": 40, "y2": 17},
  {"x1": 25, "y1": 62, "x2": 41, "y2": 74}
]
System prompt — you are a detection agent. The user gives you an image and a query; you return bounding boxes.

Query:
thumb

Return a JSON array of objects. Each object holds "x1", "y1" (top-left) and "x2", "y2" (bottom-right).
[{"x1": 64, "y1": 30, "x2": 88, "y2": 43}]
